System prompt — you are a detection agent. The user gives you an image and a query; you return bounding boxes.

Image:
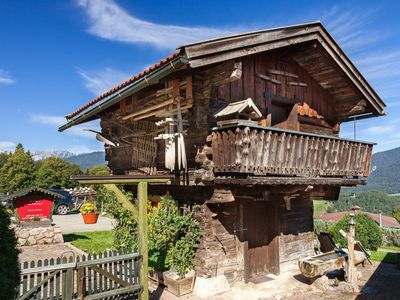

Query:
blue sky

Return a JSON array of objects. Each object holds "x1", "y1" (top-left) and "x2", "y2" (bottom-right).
[{"x1": 0, "y1": 0, "x2": 400, "y2": 154}]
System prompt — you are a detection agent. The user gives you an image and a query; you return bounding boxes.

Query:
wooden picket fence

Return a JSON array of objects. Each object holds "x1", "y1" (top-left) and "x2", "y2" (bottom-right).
[{"x1": 18, "y1": 250, "x2": 142, "y2": 300}]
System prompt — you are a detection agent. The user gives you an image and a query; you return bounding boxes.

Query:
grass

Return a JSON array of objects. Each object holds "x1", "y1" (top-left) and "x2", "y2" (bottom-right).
[
  {"x1": 63, "y1": 231, "x2": 114, "y2": 254},
  {"x1": 313, "y1": 200, "x2": 331, "y2": 218},
  {"x1": 379, "y1": 245, "x2": 400, "y2": 251},
  {"x1": 371, "y1": 251, "x2": 399, "y2": 264}
]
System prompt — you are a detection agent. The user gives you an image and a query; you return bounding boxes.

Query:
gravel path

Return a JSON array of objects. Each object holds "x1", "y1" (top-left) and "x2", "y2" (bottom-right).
[{"x1": 52, "y1": 214, "x2": 114, "y2": 234}]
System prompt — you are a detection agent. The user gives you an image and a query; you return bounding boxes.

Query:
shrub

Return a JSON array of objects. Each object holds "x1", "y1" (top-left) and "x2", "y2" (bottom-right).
[
  {"x1": 0, "y1": 203, "x2": 20, "y2": 299},
  {"x1": 314, "y1": 219, "x2": 334, "y2": 234},
  {"x1": 97, "y1": 188, "x2": 201, "y2": 277},
  {"x1": 382, "y1": 228, "x2": 400, "y2": 247},
  {"x1": 328, "y1": 214, "x2": 383, "y2": 250}
]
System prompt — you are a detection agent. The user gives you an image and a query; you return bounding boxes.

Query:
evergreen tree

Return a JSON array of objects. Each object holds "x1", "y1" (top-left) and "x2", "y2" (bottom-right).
[
  {"x1": 0, "y1": 151, "x2": 10, "y2": 168},
  {"x1": 35, "y1": 157, "x2": 81, "y2": 189},
  {"x1": 0, "y1": 144, "x2": 36, "y2": 193}
]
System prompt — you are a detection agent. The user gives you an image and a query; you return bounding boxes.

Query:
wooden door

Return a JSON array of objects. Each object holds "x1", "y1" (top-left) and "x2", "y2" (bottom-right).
[{"x1": 244, "y1": 200, "x2": 280, "y2": 279}]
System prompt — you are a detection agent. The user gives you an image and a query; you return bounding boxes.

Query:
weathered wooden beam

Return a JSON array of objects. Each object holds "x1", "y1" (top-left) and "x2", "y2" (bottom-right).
[
  {"x1": 267, "y1": 69, "x2": 299, "y2": 78},
  {"x1": 122, "y1": 99, "x2": 174, "y2": 121},
  {"x1": 103, "y1": 184, "x2": 138, "y2": 221},
  {"x1": 138, "y1": 182, "x2": 149, "y2": 300},
  {"x1": 256, "y1": 74, "x2": 281, "y2": 84},
  {"x1": 215, "y1": 176, "x2": 367, "y2": 186}
]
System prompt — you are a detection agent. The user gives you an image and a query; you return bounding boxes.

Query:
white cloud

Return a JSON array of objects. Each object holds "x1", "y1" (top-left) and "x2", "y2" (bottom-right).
[
  {"x1": 361, "y1": 125, "x2": 396, "y2": 135},
  {"x1": 77, "y1": 67, "x2": 130, "y2": 95},
  {"x1": 31, "y1": 114, "x2": 100, "y2": 139},
  {"x1": 0, "y1": 141, "x2": 16, "y2": 152},
  {"x1": 0, "y1": 69, "x2": 15, "y2": 85},
  {"x1": 77, "y1": 0, "x2": 234, "y2": 49},
  {"x1": 322, "y1": 6, "x2": 383, "y2": 52}
]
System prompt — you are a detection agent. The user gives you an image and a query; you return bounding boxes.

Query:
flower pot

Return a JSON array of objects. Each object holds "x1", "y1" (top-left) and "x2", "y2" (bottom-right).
[
  {"x1": 164, "y1": 270, "x2": 195, "y2": 297},
  {"x1": 82, "y1": 212, "x2": 99, "y2": 224}
]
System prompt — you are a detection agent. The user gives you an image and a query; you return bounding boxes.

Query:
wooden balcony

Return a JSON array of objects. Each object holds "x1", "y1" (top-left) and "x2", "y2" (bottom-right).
[{"x1": 211, "y1": 124, "x2": 374, "y2": 178}]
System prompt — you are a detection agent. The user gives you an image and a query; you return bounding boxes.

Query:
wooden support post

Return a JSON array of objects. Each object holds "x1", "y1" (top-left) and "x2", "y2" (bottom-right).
[
  {"x1": 347, "y1": 214, "x2": 357, "y2": 287},
  {"x1": 339, "y1": 213, "x2": 359, "y2": 292},
  {"x1": 77, "y1": 267, "x2": 86, "y2": 300},
  {"x1": 138, "y1": 182, "x2": 149, "y2": 300},
  {"x1": 62, "y1": 269, "x2": 73, "y2": 300}
]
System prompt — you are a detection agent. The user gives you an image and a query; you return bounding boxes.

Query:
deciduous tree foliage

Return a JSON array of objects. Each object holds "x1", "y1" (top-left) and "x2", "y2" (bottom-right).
[
  {"x1": 35, "y1": 157, "x2": 81, "y2": 189},
  {"x1": 0, "y1": 204, "x2": 20, "y2": 300},
  {"x1": 0, "y1": 144, "x2": 36, "y2": 193},
  {"x1": 87, "y1": 165, "x2": 110, "y2": 176},
  {"x1": 328, "y1": 214, "x2": 383, "y2": 251},
  {"x1": 393, "y1": 205, "x2": 400, "y2": 223}
]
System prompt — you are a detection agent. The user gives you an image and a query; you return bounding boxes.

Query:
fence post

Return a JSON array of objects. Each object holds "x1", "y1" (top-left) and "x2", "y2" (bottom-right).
[
  {"x1": 138, "y1": 182, "x2": 148, "y2": 300},
  {"x1": 77, "y1": 266, "x2": 86, "y2": 300},
  {"x1": 62, "y1": 268, "x2": 73, "y2": 300}
]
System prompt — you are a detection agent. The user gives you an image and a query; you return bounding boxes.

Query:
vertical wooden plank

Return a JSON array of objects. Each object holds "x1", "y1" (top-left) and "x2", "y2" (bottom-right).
[
  {"x1": 29, "y1": 260, "x2": 35, "y2": 296},
  {"x1": 138, "y1": 182, "x2": 149, "y2": 300},
  {"x1": 120, "y1": 98, "x2": 127, "y2": 115},
  {"x1": 243, "y1": 56, "x2": 255, "y2": 100},
  {"x1": 254, "y1": 53, "x2": 266, "y2": 112},
  {"x1": 56, "y1": 258, "x2": 61, "y2": 300},
  {"x1": 185, "y1": 76, "x2": 193, "y2": 105},
  {"x1": 22, "y1": 261, "x2": 28, "y2": 296},
  {"x1": 42, "y1": 259, "x2": 49, "y2": 300},
  {"x1": 36, "y1": 259, "x2": 43, "y2": 299}
]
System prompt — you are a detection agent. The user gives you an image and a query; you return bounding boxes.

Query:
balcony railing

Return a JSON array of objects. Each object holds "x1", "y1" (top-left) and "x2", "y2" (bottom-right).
[{"x1": 211, "y1": 124, "x2": 374, "y2": 178}]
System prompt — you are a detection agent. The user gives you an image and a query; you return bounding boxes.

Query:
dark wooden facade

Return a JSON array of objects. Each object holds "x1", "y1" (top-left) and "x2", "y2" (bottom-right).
[{"x1": 61, "y1": 22, "x2": 385, "y2": 283}]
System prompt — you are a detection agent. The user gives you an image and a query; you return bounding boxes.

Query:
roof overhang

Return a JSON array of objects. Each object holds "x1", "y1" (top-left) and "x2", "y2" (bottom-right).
[{"x1": 58, "y1": 55, "x2": 188, "y2": 132}]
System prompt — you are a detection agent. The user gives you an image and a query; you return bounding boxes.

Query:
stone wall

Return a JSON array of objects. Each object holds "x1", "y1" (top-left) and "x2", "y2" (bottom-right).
[{"x1": 14, "y1": 225, "x2": 64, "y2": 246}]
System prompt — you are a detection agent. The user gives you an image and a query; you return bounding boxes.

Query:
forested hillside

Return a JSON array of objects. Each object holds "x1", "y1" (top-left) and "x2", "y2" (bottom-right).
[
  {"x1": 346, "y1": 146, "x2": 400, "y2": 194},
  {"x1": 332, "y1": 191, "x2": 400, "y2": 216}
]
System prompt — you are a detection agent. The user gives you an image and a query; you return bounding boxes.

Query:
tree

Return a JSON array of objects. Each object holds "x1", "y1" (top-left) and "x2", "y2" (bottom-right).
[
  {"x1": 35, "y1": 157, "x2": 81, "y2": 189},
  {"x1": 87, "y1": 165, "x2": 110, "y2": 176},
  {"x1": 0, "y1": 144, "x2": 36, "y2": 193},
  {"x1": 328, "y1": 214, "x2": 383, "y2": 251},
  {"x1": 0, "y1": 204, "x2": 20, "y2": 299},
  {"x1": 0, "y1": 152, "x2": 10, "y2": 168},
  {"x1": 393, "y1": 205, "x2": 400, "y2": 223}
]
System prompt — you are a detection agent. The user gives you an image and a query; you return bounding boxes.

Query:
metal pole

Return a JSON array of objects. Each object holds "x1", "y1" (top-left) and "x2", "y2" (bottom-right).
[{"x1": 138, "y1": 182, "x2": 149, "y2": 300}]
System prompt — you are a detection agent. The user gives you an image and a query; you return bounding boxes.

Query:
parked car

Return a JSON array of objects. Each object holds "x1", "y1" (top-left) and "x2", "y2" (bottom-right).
[{"x1": 50, "y1": 189, "x2": 74, "y2": 215}]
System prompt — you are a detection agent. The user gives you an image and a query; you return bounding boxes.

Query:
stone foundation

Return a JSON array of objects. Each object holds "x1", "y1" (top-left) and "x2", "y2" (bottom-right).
[{"x1": 14, "y1": 225, "x2": 64, "y2": 246}]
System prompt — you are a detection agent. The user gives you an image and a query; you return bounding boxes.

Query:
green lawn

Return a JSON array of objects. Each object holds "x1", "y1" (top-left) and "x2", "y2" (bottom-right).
[
  {"x1": 371, "y1": 251, "x2": 399, "y2": 264},
  {"x1": 380, "y1": 245, "x2": 400, "y2": 251},
  {"x1": 313, "y1": 200, "x2": 331, "y2": 218},
  {"x1": 63, "y1": 231, "x2": 114, "y2": 254}
]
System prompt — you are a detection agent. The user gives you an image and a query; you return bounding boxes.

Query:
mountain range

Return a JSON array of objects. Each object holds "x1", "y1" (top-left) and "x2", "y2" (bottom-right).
[{"x1": 32, "y1": 150, "x2": 106, "y2": 170}]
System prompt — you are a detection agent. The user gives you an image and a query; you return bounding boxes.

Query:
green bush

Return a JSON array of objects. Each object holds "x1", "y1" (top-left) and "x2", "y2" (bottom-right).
[
  {"x1": 0, "y1": 203, "x2": 20, "y2": 299},
  {"x1": 97, "y1": 188, "x2": 201, "y2": 277},
  {"x1": 328, "y1": 214, "x2": 383, "y2": 250},
  {"x1": 96, "y1": 188, "x2": 138, "y2": 250}
]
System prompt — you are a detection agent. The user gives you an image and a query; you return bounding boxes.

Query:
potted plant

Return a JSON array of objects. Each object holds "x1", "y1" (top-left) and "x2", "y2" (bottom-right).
[
  {"x1": 147, "y1": 197, "x2": 201, "y2": 296},
  {"x1": 80, "y1": 202, "x2": 99, "y2": 224}
]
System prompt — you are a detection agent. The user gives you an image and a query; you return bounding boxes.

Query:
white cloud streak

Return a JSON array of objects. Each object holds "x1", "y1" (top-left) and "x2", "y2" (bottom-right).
[
  {"x1": 77, "y1": 0, "x2": 234, "y2": 49},
  {"x1": 31, "y1": 114, "x2": 100, "y2": 139},
  {"x1": 0, "y1": 69, "x2": 15, "y2": 85},
  {"x1": 0, "y1": 141, "x2": 16, "y2": 152},
  {"x1": 77, "y1": 67, "x2": 130, "y2": 95},
  {"x1": 322, "y1": 6, "x2": 383, "y2": 52}
]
